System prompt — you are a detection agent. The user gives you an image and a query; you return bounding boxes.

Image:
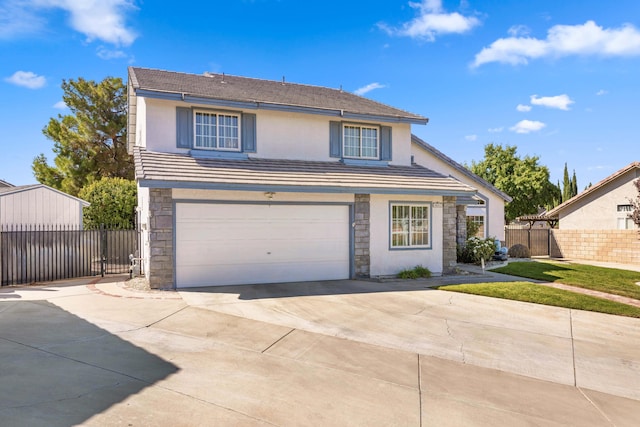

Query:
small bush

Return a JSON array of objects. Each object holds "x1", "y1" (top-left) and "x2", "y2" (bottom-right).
[
  {"x1": 458, "y1": 236, "x2": 496, "y2": 265},
  {"x1": 398, "y1": 265, "x2": 432, "y2": 279},
  {"x1": 507, "y1": 244, "x2": 531, "y2": 258}
]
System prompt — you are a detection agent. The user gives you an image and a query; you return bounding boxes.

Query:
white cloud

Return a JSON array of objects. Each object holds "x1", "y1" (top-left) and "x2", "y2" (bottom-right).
[
  {"x1": 354, "y1": 82, "x2": 386, "y2": 96},
  {"x1": 472, "y1": 20, "x2": 640, "y2": 67},
  {"x1": 379, "y1": 0, "x2": 480, "y2": 41},
  {"x1": 465, "y1": 134, "x2": 478, "y2": 141},
  {"x1": 516, "y1": 104, "x2": 532, "y2": 112},
  {"x1": 0, "y1": 0, "x2": 137, "y2": 46},
  {"x1": 488, "y1": 127, "x2": 504, "y2": 133},
  {"x1": 97, "y1": 46, "x2": 127, "y2": 59},
  {"x1": 530, "y1": 94, "x2": 574, "y2": 110},
  {"x1": 510, "y1": 119, "x2": 546, "y2": 134},
  {"x1": 0, "y1": 1, "x2": 46, "y2": 39},
  {"x1": 508, "y1": 25, "x2": 530, "y2": 37},
  {"x1": 596, "y1": 89, "x2": 608, "y2": 96},
  {"x1": 53, "y1": 101, "x2": 67, "y2": 109},
  {"x1": 4, "y1": 71, "x2": 46, "y2": 89}
]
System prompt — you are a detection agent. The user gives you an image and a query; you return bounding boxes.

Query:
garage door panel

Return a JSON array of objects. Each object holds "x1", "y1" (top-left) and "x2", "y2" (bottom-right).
[{"x1": 175, "y1": 203, "x2": 351, "y2": 287}]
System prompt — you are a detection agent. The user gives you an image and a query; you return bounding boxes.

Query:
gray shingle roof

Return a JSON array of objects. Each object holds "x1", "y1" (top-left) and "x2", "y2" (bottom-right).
[
  {"x1": 134, "y1": 147, "x2": 476, "y2": 196},
  {"x1": 128, "y1": 67, "x2": 428, "y2": 124}
]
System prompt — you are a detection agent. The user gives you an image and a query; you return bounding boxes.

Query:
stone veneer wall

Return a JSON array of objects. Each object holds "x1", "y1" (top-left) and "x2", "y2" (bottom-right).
[
  {"x1": 148, "y1": 188, "x2": 174, "y2": 289},
  {"x1": 354, "y1": 194, "x2": 370, "y2": 278},
  {"x1": 456, "y1": 205, "x2": 467, "y2": 247},
  {"x1": 551, "y1": 229, "x2": 640, "y2": 265},
  {"x1": 442, "y1": 196, "x2": 457, "y2": 274}
]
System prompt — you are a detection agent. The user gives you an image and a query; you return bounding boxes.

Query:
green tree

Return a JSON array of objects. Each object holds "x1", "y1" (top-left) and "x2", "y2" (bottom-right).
[
  {"x1": 79, "y1": 178, "x2": 137, "y2": 229},
  {"x1": 470, "y1": 144, "x2": 559, "y2": 222},
  {"x1": 32, "y1": 77, "x2": 132, "y2": 196},
  {"x1": 571, "y1": 169, "x2": 578, "y2": 198},
  {"x1": 562, "y1": 163, "x2": 571, "y2": 202}
]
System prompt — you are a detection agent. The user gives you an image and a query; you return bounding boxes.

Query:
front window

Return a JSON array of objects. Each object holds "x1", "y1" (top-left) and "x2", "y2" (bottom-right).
[
  {"x1": 467, "y1": 215, "x2": 485, "y2": 238},
  {"x1": 391, "y1": 203, "x2": 430, "y2": 248},
  {"x1": 343, "y1": 125, "x2": 378, "y2": 159},
  {"x1": 194, "y1": 111, "x2": 240, "y2": 150}
]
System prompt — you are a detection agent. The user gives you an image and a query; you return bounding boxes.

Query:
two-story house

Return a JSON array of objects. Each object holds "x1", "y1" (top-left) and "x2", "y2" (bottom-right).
[{"x1": 128, "y1": 67, "x2": 507, "y2": 289}]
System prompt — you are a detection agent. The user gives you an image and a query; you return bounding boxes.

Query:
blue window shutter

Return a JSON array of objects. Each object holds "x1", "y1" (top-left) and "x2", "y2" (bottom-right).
[
  {"x1": 176, "y1": 107, "x2": 192, "y2": 148},
  {"x1": 329, "y1": 121, "x2": 342, "y2": 158},
  {"x1": 241, "y1": 113, "x2": 257, "y2": 153},
  {"x1": 380, "y1": 126, "x2": 392, "y2": 161}
]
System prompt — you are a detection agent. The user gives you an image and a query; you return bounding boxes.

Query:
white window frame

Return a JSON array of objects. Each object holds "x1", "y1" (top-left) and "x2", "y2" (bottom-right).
[
  {"x1": 343, "y1": 124, "x2": 379, "y2": 160},
  {"x1": 390, "y1": 202, "x2": 431, "y2": 249},
  {"x1": 194, "y1": 109, "x2": 241, "y2": 151}
]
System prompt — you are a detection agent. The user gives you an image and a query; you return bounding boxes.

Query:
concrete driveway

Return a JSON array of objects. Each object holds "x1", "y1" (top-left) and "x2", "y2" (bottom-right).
[{"x1": 1, "y1": 274, "x2": 639, "y2": 426}]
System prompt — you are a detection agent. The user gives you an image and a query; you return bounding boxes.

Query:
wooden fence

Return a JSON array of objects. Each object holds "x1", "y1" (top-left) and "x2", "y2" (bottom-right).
[
  {"x1": 505, "y1": 227, "x2": 551, "y2": 256},
  {"x1": 0, "y1": 224, "x2": 138, "y2": 286}
]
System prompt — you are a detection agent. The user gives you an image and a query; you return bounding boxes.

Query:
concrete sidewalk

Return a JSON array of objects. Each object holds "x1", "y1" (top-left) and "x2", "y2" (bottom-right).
[{"x1": 1, "y1": 276, "x2": 639, "y2": 426}]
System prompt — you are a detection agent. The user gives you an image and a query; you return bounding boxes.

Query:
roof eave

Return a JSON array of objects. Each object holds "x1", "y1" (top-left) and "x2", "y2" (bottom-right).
[
  {"x1": 137, "y1": 178, "x2": 475, "y2": 196},
  {"x1": 134, "y1": 88, "x2": 428, "y2": 125}
]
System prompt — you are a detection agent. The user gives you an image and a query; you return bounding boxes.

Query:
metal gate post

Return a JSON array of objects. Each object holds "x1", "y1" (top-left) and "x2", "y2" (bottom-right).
[{"x1": 100, "y1": 223, "x2": 106, "y2": 277}]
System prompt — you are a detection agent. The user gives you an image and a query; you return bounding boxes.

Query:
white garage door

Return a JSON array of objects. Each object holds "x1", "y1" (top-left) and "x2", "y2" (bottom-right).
[{"x1": 175, "y1": 203, "x2": 351, "y2": 287}]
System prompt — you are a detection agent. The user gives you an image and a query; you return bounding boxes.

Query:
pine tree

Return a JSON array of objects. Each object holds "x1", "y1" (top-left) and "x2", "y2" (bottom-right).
[
  {"x1": 571, "y1": 169, "x2": 578, "y2": 197},
  {"x1": 32, "y1": 77, "x2": 132, "y2": 196},
  {"x1": 562, "y1": 163, "x2": 571, "y2": 202}
]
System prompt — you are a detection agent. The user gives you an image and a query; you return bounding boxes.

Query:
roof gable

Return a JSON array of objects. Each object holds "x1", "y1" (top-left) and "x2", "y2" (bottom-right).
[
  {"x1": 0, "y1": 184, "x2": 89, "y2": 205},
  {"x1": 128, "y1": 67, "x2": 428, "y2": 124},
  {"x1": 411, "y1": 134, "x2": 512, "y2": 202},
  {"x1": 547, "y1": 161, "x2": 640, "y2": 216}
]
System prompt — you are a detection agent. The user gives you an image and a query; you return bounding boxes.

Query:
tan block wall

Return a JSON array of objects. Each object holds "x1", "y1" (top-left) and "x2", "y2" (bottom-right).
[{"x1": 551, "y1": 229, "x2": 640, "y2": 264}]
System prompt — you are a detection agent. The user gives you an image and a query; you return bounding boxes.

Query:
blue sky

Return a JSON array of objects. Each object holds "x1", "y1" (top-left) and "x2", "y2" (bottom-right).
[{"x1": 1, "y1": 0, "x2": 639, "y2": 190}]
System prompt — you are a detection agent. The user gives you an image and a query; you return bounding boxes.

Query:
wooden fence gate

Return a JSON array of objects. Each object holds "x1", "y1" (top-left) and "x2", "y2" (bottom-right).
[{"x1": 505, "y1": 227, "x2": 551, "y2": 256}]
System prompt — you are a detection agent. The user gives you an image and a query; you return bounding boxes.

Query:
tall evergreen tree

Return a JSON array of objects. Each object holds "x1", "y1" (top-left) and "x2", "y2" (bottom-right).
[
  {"x1": 32, "y1": 77, "x2": 132, "y2": 196},
  {"x1": 571, "y1": 169, "x2": 578, "y2": 198},
  {"x1": 562, "y1": 163, "x2": 571, "y2": 202}
]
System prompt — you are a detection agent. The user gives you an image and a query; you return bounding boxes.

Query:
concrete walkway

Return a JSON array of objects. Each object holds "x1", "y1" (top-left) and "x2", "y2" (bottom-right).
[{"x1": 1, "y1": 275, "x2": 640, "y2": 426}]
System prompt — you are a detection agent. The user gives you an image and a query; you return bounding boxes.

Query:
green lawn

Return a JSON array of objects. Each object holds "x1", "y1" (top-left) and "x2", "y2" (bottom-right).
[
  {"x1": 436, "y1": 282, "x2": 640, "y2": 318},
  {"x1": 491, "y1": 261, "x2": 640, "y2": 300}
]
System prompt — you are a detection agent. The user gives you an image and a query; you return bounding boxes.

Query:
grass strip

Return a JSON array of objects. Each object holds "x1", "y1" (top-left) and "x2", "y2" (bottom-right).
[
  {"x1": 436, "y1": 281, "x2": 640, "y2": 318},
  {"x1": 491, "y1": 261, "x2": 640, "y2": 300}
]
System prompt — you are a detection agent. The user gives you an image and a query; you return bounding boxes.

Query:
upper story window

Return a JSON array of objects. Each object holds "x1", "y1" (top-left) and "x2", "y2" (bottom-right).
[
  {"x1": 343, "y1": 125, "x2": 379, "y2": 159},
  {"x1": 194, "y1": 111, "x2": 240, "y2": 151},
  {"x1": 177, "y1": 107, "x2": 256, "y2": 156},
  {"x1": 329, "y1": 121, "x2": 391, "y2": 162},
  {"x1": 617, "y1": 204, "x2": 633, "y2": 212}
]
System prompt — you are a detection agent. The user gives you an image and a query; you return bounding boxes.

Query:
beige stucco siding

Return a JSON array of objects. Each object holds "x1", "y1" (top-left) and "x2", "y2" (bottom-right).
[
  {"x1": 369, "y1": 194, "x2": 444, "y2": 276},
  {"x1": 558, "y1": 176, "x2": 639, "y2": 230},
  {"x1": 139, "y1": 98, "x2": 414, "y2": 165},
  {"x1": 410, "y1": 143, "x2": 506, "y2": 240}
]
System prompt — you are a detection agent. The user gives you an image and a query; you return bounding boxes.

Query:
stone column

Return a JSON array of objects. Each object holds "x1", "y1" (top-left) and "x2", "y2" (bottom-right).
[
  {"x1": 148, "y1": 188, "x2": 174, "y2": 289},
  {"x1": 442, "y1": 196, "x2": 457, "y2": 274},
  {"x1": 354, "y1": 194, "x2": 370, "y2": 278},
  {"x1": 456, "y1": 205, "x2": 467, "y2": 247}
]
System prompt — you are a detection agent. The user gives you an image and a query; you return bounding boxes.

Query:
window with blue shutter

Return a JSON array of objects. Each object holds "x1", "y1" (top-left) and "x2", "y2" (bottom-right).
[
  {"x1": 330, "y1": 121, "x2": 392, "y2": 163},
  {"x1": 176, "y1": 107, "x2": 192, "y2": 149},
  {"x1": 176, "y1": 107, "x2": 256, "y2": 155}
]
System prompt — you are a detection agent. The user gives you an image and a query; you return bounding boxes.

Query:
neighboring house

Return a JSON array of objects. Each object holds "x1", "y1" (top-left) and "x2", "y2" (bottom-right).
[
  {"x1": 128, "y1": 67, "x2": 487, "y2": 289},
  {"x1": 0, "y1": 184, "x2": 89, "y2": 228},
  {"x1": 410, "y1": 135, "x2": 512, "y2": 240},
  {"x1": 546, "y1": 162, "x2": 640, "y2": 230},
  {"x1": 0, "y1": 179, "x2": 14, "y2": 189}
]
